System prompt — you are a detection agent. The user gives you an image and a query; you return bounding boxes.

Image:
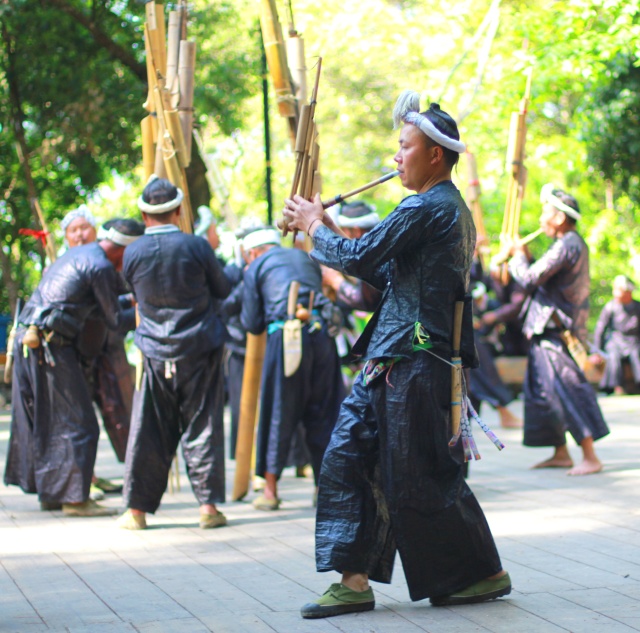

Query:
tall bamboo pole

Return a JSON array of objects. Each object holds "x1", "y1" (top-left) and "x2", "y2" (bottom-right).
[
  {"x1": 500, "y1": 69, "x2": 532, "y2": 281},
  {"x1": 465, "y1": 150, "x2": 488, "y2": 270},
  {"x1": 259, "y1": 0, "x2": 298, "y2": 148},
  {"x1": 232, "y1": 332, "x2": 267, "y2": 501}
]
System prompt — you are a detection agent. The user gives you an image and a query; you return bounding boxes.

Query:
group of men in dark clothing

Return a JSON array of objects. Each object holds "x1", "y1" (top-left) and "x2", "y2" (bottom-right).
[{"x1": 4, "y1": 88, "x2": 632, "y2": 621}]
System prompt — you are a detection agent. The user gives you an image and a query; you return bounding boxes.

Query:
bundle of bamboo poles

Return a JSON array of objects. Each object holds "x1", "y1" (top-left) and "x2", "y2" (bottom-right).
[
  {"x1": 499, "y1": 69, "x2": 533, "y2": 280},
  {"x1": 259, "y1": 0, "x2": 299, "y2": 149},
  {"x1": 465, "y1": 150, "x2": 488, "y2": 270},
  {"x1": 140, "y1": 1, "x2": 195, "y2": 234},
  {"x1": 233, "y1": 2, "x2": 314, "y2": 501}
]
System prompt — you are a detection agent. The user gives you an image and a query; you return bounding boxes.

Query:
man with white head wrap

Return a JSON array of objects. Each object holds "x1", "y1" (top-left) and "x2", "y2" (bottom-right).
[
  {"x1": 284, "y1": 92, "x2": 508, "y2": 617},
  {"x1": 592, "y1": 274, "x2": 640, "y2": 395},
  {"x1": 507, "y1": 184, "x2": 609, "y2": 474},
  {"x1": 4, "y1": 218, "x2": 142, "y2": 516},
  {"x1": 117, "y1": 177, "x2": 231, "y2": 531},
  {"x1": 240, "y1": 228, "x2": 345, "y2": 511},
  {"x1": 322, "y1": 201, "x2": 383, "y2": 313}
]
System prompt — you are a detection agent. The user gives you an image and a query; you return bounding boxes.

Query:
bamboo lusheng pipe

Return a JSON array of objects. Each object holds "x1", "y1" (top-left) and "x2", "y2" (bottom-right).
[
  {"x1": 152, "y1": 83, "x2": 193, "y2": 232},
  {"x1": 321, "y1": 170, "x2": 400, "y2": 208},
  {"x1": 450, "y1": 301, "x2": 464, "y2": 438},
  {"x1": 465, "y1": 151, "x2": 488, "y2": 269},
  {"x1": 282, "y1": 58, "x2": 322, "y2": 237},
  {"x1": 166, "y1": 11, "x2": 181, "y2": 107},
  {"x1": 491, "y1": 227, "x2": 544, "y2": 266},
  {"x1": 178, "y1": 40, "x2": 196, "y2": 165},
  {"x1": 286, "y1": 33, "x2": 307, "y2": 103},
  {"x1": 500, "y1": 68, "x2": 533, "y2": 283},
  {"x1": 141, "y1": 115, "x2": 155, "y2": 180},
  {"x1": 260, "y1": 0, "x2": 297, "y2": 121},
  {"x1": 232, "y1": 332, "x2": 267, "y2": 501}
]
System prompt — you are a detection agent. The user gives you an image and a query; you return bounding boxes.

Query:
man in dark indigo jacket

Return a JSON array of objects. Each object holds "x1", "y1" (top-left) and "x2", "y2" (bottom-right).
[
  {"x1": 508, "y1": 184, "x2": 609, "y2": 475},
  {"x1": 285, "y1": 93, "x2": 508, "y2": 617},
  {"x1": 240, "y1": 228, "x2": 344, "y2": 511},
  {"x1": 117, "y1": 177, "x2": 231, "y2": 531},
  {"x1": 5, "y1": 221, "x2": 141, "y2": 516}
]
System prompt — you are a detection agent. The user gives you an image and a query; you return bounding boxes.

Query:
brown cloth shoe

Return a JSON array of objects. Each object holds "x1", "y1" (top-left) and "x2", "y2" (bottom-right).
[{"x1": 62, "y1": 499, "x2": 118, "y2": 517}]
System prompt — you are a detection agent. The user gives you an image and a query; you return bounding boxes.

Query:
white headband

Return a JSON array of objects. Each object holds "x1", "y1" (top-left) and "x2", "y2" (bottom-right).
[
  {"x1": 61, "y1": 204, "x2": 96, "y2": 231},
  {"x1": 242, "y1": 228, "x2": 281, "y2": 251},
  {"x1": 613, "y1": 275, "x2": 635, "y2": 292},
  {"x1": 337, "y1": 212, "x2": 380, "y2": 229},
  {"x1": 138, "y1": 188, "x2": 183, "y2": 214},
  {"x1": 392, "y1": 90, "x2": 466, "y2": 154},
  {"x1": 540, "y1": 183, "x2": 581, "y2": 221},
  {"x1": 97, "y1": 226, "x2": 140, "y2": 247},
  {"x1": 195, "y1": 205, "x2": 214, "y2": 237}
]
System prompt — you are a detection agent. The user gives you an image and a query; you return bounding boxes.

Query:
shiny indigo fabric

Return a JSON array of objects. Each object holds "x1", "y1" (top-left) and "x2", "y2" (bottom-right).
[
  {"x1": 5, "y1": 328, "x2": 99, "y2": 503},
  {"x1": 123, "y1": 231, "x2": 231, "y2": 361},
  {"x1": 310, "y1": 182, "x2": 500, "y2": 601},
  {"x1": 241, "y1": 246, "x2": 344, "y2": 483},
  {"x1": 311, "y1": 181, "x2": 478, "y2": 366},
  {"x1": 20, "y1": 242, "x2": 122, "y2": 336},
  {"x1": 524, "y1": 334, "x2": 609, "y2": 446},
  {"x1": 123, "y1": 348, "x2": 226, "y2": 513},
  {"x1": 509, "y1": 231, "x2": 590, "y2": 342},
  {"x1": 510, "y1": 230, "x2": 609, "y2": 446},
  {"x1": 593, "y1": 299, "x2": 640, "y2": 390},
  {"x1": 315, "y1": 353, "x2": 502, "y2": 601},
  {"x1": 255, "y1": 326, "x2": 344, "y2": 483},
  {"x1": 241, "y1": 245, "x2": 331, "y2": 333},
  {"x1": 5, "y1": 243, "x2": 122, "y2": 503}
]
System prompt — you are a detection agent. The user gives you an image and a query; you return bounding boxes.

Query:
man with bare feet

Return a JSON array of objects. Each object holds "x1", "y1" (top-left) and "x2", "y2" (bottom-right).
[{"x1": 504, "y1": 184, "x2": 609, "y2": 476}]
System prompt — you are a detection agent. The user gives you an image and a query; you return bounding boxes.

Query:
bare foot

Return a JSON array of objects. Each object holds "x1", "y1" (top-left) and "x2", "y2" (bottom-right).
[
  {"x1": 498, "y1": 407, "x2": 523, "y2": 429},
  {"x1": 532, "y1": 456, "x2": 574, "y2": 469},
  {"x1": 567, "y1": 459, "x2": 602, "y2": 476}
]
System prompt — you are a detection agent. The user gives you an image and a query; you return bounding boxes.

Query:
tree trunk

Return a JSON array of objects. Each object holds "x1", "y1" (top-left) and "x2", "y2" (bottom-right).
[{"x1": 2, "y1": 23, "x2": 57, "y2": 263}]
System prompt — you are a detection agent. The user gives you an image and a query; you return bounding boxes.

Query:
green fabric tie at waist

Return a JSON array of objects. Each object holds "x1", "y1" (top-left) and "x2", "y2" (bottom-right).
[{"x1": 362, "y1": 322, "x2": 434, "y2": 386}]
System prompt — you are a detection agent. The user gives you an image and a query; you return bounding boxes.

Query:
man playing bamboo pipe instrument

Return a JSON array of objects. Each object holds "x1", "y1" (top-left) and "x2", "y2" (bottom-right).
[
  {"x1": 284, "y1": 91, "x2": 510, "y2": 618},
  {"x1": 498, "y1": 183, "x2": 609, "y2": 476}
]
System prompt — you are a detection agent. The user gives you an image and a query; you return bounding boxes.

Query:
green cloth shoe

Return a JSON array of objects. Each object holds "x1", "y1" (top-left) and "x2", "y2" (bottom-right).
[
  {"x1": 93, "y1": 477, "x2": 123, "y2": 493},
  {"x1": 252, "y1": 494, "x2": 280, "y2": 511},
  {"x1": 430, "y1": 572, "x2": 512, "y2": 606},
  {"x1": 200, "y1": 511, "x2": 227, "y2": 529},
  {"x1": 89, "y1": 484, "x2": 105, "y2": 501},
  {"x1": 300, "y1": 583, "x2": 375, "y2": 619},
  {"x1": 116, "y1": 509, "x2": 147, "y2": 530},
  {"x1": 62, "y1": 500, "x2": 118, "y2": 518}
]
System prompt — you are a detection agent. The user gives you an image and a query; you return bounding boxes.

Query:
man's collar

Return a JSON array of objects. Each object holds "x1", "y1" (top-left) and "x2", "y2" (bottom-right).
[{"x1": 144, "y1": 225, "x2": 181, "y2": 235}]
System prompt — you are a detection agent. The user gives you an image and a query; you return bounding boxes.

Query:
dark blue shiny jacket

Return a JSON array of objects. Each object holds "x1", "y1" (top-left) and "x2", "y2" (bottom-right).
[
  {"x1": 509, "y1": 231, "x2": 590, "y2": 342},
  {"x1": 20, "y1": 242, "x2": 121, "y2": 341},
  {"x1": 123, "y1": 229, "x2": 231, "y2": 361},
  {"x1": 311, "y1": 180, "x2": 478, "y2": 365},
  {"x1": 241, "y1": 246, "x2": 330, "y2": 334}
]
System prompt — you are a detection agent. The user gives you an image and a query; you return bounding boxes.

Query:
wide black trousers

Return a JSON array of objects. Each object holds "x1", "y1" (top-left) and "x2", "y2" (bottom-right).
[
  {"x1": 523, "y1": 333, "x2": 609, "y2": 447},
  {"x1": 315, "y1": 352, "x2": 502, "y2": 601},
  {"x1": 256, "y1": 326, "x2": 344, "y2": 485},
  {"x1": 4, "y1": 328, "x2": 98, "y2": 504},
  {"x1": 122, "y1": 346, "x2": 226, "y2": 513}
]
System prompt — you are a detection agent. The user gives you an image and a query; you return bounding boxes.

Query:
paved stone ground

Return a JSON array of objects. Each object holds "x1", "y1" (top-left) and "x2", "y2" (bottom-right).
[{"x1": 1, "y1": 395, "x2": 639, "y2": 633}]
